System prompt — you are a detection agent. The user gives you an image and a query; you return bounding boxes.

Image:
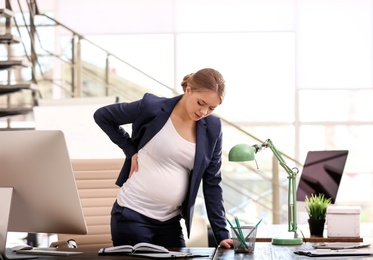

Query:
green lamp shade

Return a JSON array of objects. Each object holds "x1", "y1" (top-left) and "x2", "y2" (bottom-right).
[{"x1": 228, "y1": 144, "x2": 256, "y2": 162}]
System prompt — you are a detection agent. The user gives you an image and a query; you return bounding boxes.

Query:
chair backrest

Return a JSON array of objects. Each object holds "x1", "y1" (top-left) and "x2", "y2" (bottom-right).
[
  {"x1": 183, "y1": 217, "x2": 209, "y2": 247},
  {"x1": 58, "y1": 158, "x2": 209, "y2": 248},
  {"x1": 57, "y1": 158, "x2": 123, "y2": 249}
]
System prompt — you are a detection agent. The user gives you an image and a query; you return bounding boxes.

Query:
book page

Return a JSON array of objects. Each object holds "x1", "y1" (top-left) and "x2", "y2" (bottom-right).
[
  {"x1": 98, "y1": 242, "x2": 168, "y2": 254},
  {"x1": 98, "y1": 245, "x2": 133, "y2": 253},
  {"x1": 132, "y1": 251, "x2": 194, "y2": 258},
  {"x1": 133, "y1": 242, "x2": 168, "y2": 253}
]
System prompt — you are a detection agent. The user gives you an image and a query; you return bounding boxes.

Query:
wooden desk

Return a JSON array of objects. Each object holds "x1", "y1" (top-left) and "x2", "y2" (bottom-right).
[
  {"x1": 4, "y1": 247, "x2": 216, "y2": 260},
  {"x1": 5, "y1": 244, "x2": 373, "y2": 260},
  {"x1": 213, "y1": 243, "x2": 373, "y2": 259},
  {"x1": 256, "y1": 224, "x2": 363, "y2": 243}
]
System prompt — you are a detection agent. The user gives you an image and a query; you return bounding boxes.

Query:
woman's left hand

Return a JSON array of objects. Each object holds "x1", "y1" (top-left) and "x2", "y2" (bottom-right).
[
  {"x1": 129, "y1": 153, "x2": 139, "y2": 178},
  {"x1": 219, "y1": 238, "x2": 233, "y2": 248}
]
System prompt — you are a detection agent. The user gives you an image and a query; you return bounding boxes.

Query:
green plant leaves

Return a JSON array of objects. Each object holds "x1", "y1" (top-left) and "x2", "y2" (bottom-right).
[{"x1": 305, "y1": 193, "x2": 332, "y2": 220}]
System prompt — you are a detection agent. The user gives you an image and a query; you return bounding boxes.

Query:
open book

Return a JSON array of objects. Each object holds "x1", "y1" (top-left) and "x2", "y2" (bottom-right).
[
  {"x1": 98, "y1": 243, "x2": 202, "y2": 258},
  {"x1": 98, "y1": 242, "x2": 169, "y2": 255}
]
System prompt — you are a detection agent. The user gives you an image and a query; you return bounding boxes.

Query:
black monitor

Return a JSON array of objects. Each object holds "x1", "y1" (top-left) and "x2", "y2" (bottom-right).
[
  {"x1": 296, "y1": 150, "x2": 349, "y2": 204},
  {"x1": 0, "y1": 130, "x2": 87, "y2": 259}
]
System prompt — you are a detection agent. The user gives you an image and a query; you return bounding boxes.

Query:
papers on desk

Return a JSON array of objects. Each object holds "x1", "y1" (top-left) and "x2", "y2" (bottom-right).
[
  {"x1": 294, "y1": 243, "x2": 372, "y2": 257},
  {"x1": 312, "y1": 242, "x2": 371, "y2": 250},
  {"x1": 294, "y1": 249, "x2": 373, "y2": 257}
]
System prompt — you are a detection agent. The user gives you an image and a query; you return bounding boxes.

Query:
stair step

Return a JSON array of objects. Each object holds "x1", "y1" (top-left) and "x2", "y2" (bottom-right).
[
  {"x1": 0, "y1": 107, "x2": 33, "y2": 117},
  {"x1": 0, "y1": 34, "x2": 21, "y2": 44},
  {"x1": 0, "y1": 60, "x2": 32, "y2": 70},
  {"x1": 0, "y1": 83, "x2": 33, "y2": 95},
  {"x1": 0, "y1": 8, "x2": 13, "y2": 18}
]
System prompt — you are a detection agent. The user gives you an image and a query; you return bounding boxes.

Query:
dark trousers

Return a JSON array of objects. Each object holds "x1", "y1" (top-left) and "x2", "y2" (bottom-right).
[{"x1": 111, "y1": 201, "x2": 186, "y2": 247}]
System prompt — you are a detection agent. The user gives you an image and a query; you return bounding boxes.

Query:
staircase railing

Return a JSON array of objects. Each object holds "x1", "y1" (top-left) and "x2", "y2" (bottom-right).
[{"x1": 38, "y1": 13, "x2": 177, "y2": 98}]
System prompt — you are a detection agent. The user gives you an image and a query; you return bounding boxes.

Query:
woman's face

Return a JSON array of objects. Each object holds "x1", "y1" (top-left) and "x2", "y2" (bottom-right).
[{"x1": 185, "y1": 86, "x2": 221, "y2": 121}]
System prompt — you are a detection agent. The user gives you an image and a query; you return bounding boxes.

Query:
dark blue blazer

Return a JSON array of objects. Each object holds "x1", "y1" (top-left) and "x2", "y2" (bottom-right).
[{"x1": 94, "y1": 93, "x2": 229, "y2": 243}]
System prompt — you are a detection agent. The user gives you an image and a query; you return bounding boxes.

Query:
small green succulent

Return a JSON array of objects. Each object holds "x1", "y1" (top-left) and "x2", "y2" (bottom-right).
[{"x1": 305, "y1": 193, "x2": 332, "y2": 221}]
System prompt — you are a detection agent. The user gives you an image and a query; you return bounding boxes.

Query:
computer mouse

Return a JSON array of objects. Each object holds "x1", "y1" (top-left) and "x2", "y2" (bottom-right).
[{"x1": 11, "y1": 245, "x2": 33, "y2": 251}]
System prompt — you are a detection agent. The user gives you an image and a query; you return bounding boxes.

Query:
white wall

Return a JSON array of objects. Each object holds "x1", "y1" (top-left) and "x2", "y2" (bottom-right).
[
  {"x1": 33, "y1": 0, "x2": 294, "y2": 34},
  {"x1": 33, "y1": 97, "x2": 124, "y2": 159}
]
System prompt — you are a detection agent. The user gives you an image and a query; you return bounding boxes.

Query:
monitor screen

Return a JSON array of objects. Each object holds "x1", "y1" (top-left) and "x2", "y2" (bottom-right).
[
  {"x1": 0, "y1": 130, "x2": 87, "y2": 256},
  {"x1": 296, "y1": 150, "x2": 349, "y2": 204}
]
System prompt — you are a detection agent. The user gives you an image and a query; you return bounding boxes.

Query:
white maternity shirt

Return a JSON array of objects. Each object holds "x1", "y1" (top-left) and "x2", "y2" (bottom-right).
[{"x1": 117, "y1": 118, "x2": 196, "y2": 221}]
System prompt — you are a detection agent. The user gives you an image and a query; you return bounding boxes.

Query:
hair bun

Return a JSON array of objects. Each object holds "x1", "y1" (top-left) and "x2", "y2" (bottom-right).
[{"x1": 181, "y1": 73, "x2": 194, "y2": 91}]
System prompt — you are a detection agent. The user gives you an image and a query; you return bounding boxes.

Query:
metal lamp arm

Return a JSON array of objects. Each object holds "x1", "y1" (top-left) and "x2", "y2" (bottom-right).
[{"x1": 261, "y1": 139, "x2": 299, "y2": 235}]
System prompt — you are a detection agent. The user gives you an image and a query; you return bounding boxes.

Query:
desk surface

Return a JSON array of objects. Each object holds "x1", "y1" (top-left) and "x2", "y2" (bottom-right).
[
  {"x1": 213, "y1": 243, "x2": 373, "y2": 259},
  {"x1": 256, "y1": 224, "x2": 363, "y2": 242},
  {"x1": 4, "y1": 247, "x2": 215, "y2": 260},
  {"x1": 5, "y1": 244, "x2": 373, "y2": 260}
]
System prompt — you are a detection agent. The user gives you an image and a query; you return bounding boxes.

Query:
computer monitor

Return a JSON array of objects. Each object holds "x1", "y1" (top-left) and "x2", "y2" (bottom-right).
[
  {"x1": 0, "y1": 130, "x2": 87, "y2": 258},
  {"x1": 296, "y1": 150, "x2": 349, "y2": 204}
]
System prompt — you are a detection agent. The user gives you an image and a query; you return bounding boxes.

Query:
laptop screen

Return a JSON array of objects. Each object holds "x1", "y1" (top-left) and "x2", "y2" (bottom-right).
[{"x1": 296, "y1": 150, "x2": 349, "y2": 204}]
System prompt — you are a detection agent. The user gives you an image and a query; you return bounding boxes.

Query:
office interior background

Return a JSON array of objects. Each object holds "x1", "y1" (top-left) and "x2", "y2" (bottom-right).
[{"x1": 2, "y1": 0, "x2": 373, "y2": 243}]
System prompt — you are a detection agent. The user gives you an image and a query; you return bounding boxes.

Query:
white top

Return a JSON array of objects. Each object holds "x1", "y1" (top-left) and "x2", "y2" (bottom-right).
[{"x1": 117, "y1": 118, "x2": 196, "y2": 221}]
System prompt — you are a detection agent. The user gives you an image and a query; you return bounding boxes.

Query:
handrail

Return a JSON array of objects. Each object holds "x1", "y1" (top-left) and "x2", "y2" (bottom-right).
[{"x1": 36, "y1": 13, "x2": 177, "y2": 96}]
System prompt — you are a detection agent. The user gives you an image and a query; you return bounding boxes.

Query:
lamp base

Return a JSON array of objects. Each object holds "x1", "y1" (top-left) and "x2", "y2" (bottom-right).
[{"x1": 272, "y1": 237, "x2": 303, "y2": 245}]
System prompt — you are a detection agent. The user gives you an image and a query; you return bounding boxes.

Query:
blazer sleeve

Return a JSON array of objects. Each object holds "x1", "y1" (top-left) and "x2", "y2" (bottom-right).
[
  {"x1": 93, "y1": 97, "x2": 144, "y2": 159},
  {"x1": 202, "y1": 119, "x2": 230, "y2": 244}
]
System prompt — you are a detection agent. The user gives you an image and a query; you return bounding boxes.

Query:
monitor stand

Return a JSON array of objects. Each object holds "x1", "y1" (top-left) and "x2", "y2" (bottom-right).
[{"x1": 0, "y1": 188, "x2": 37, "y2": 260}]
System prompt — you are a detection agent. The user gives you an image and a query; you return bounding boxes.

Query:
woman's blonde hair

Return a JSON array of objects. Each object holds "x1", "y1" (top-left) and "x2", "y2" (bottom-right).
[{"x1": 181, "y1": 68, "x2": 225, "y2": 104}]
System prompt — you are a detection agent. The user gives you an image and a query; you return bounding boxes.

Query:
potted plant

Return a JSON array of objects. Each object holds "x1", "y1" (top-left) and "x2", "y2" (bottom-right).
[{"x1": 305, "y1": 193, "x2": 332, "y2": 237}]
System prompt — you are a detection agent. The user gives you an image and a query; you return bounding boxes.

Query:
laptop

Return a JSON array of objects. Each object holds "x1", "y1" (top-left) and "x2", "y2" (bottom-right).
[{"x1": 296, "y1": 150, "x2": 349, "y2": 204}]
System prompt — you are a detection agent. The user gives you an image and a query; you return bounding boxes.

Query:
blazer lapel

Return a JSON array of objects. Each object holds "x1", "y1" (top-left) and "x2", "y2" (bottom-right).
[
  {"x1": 190, "y1": 118, "x2": 207, "y2": 186},
  {"x1": 138, "y1": 95, "x2": 181, "y2": 150}
]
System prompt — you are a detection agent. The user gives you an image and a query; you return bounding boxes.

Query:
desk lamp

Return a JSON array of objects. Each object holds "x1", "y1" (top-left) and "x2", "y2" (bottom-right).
[{"x1": 228, "y1": 139, "x2": 303, "y2": 245}]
